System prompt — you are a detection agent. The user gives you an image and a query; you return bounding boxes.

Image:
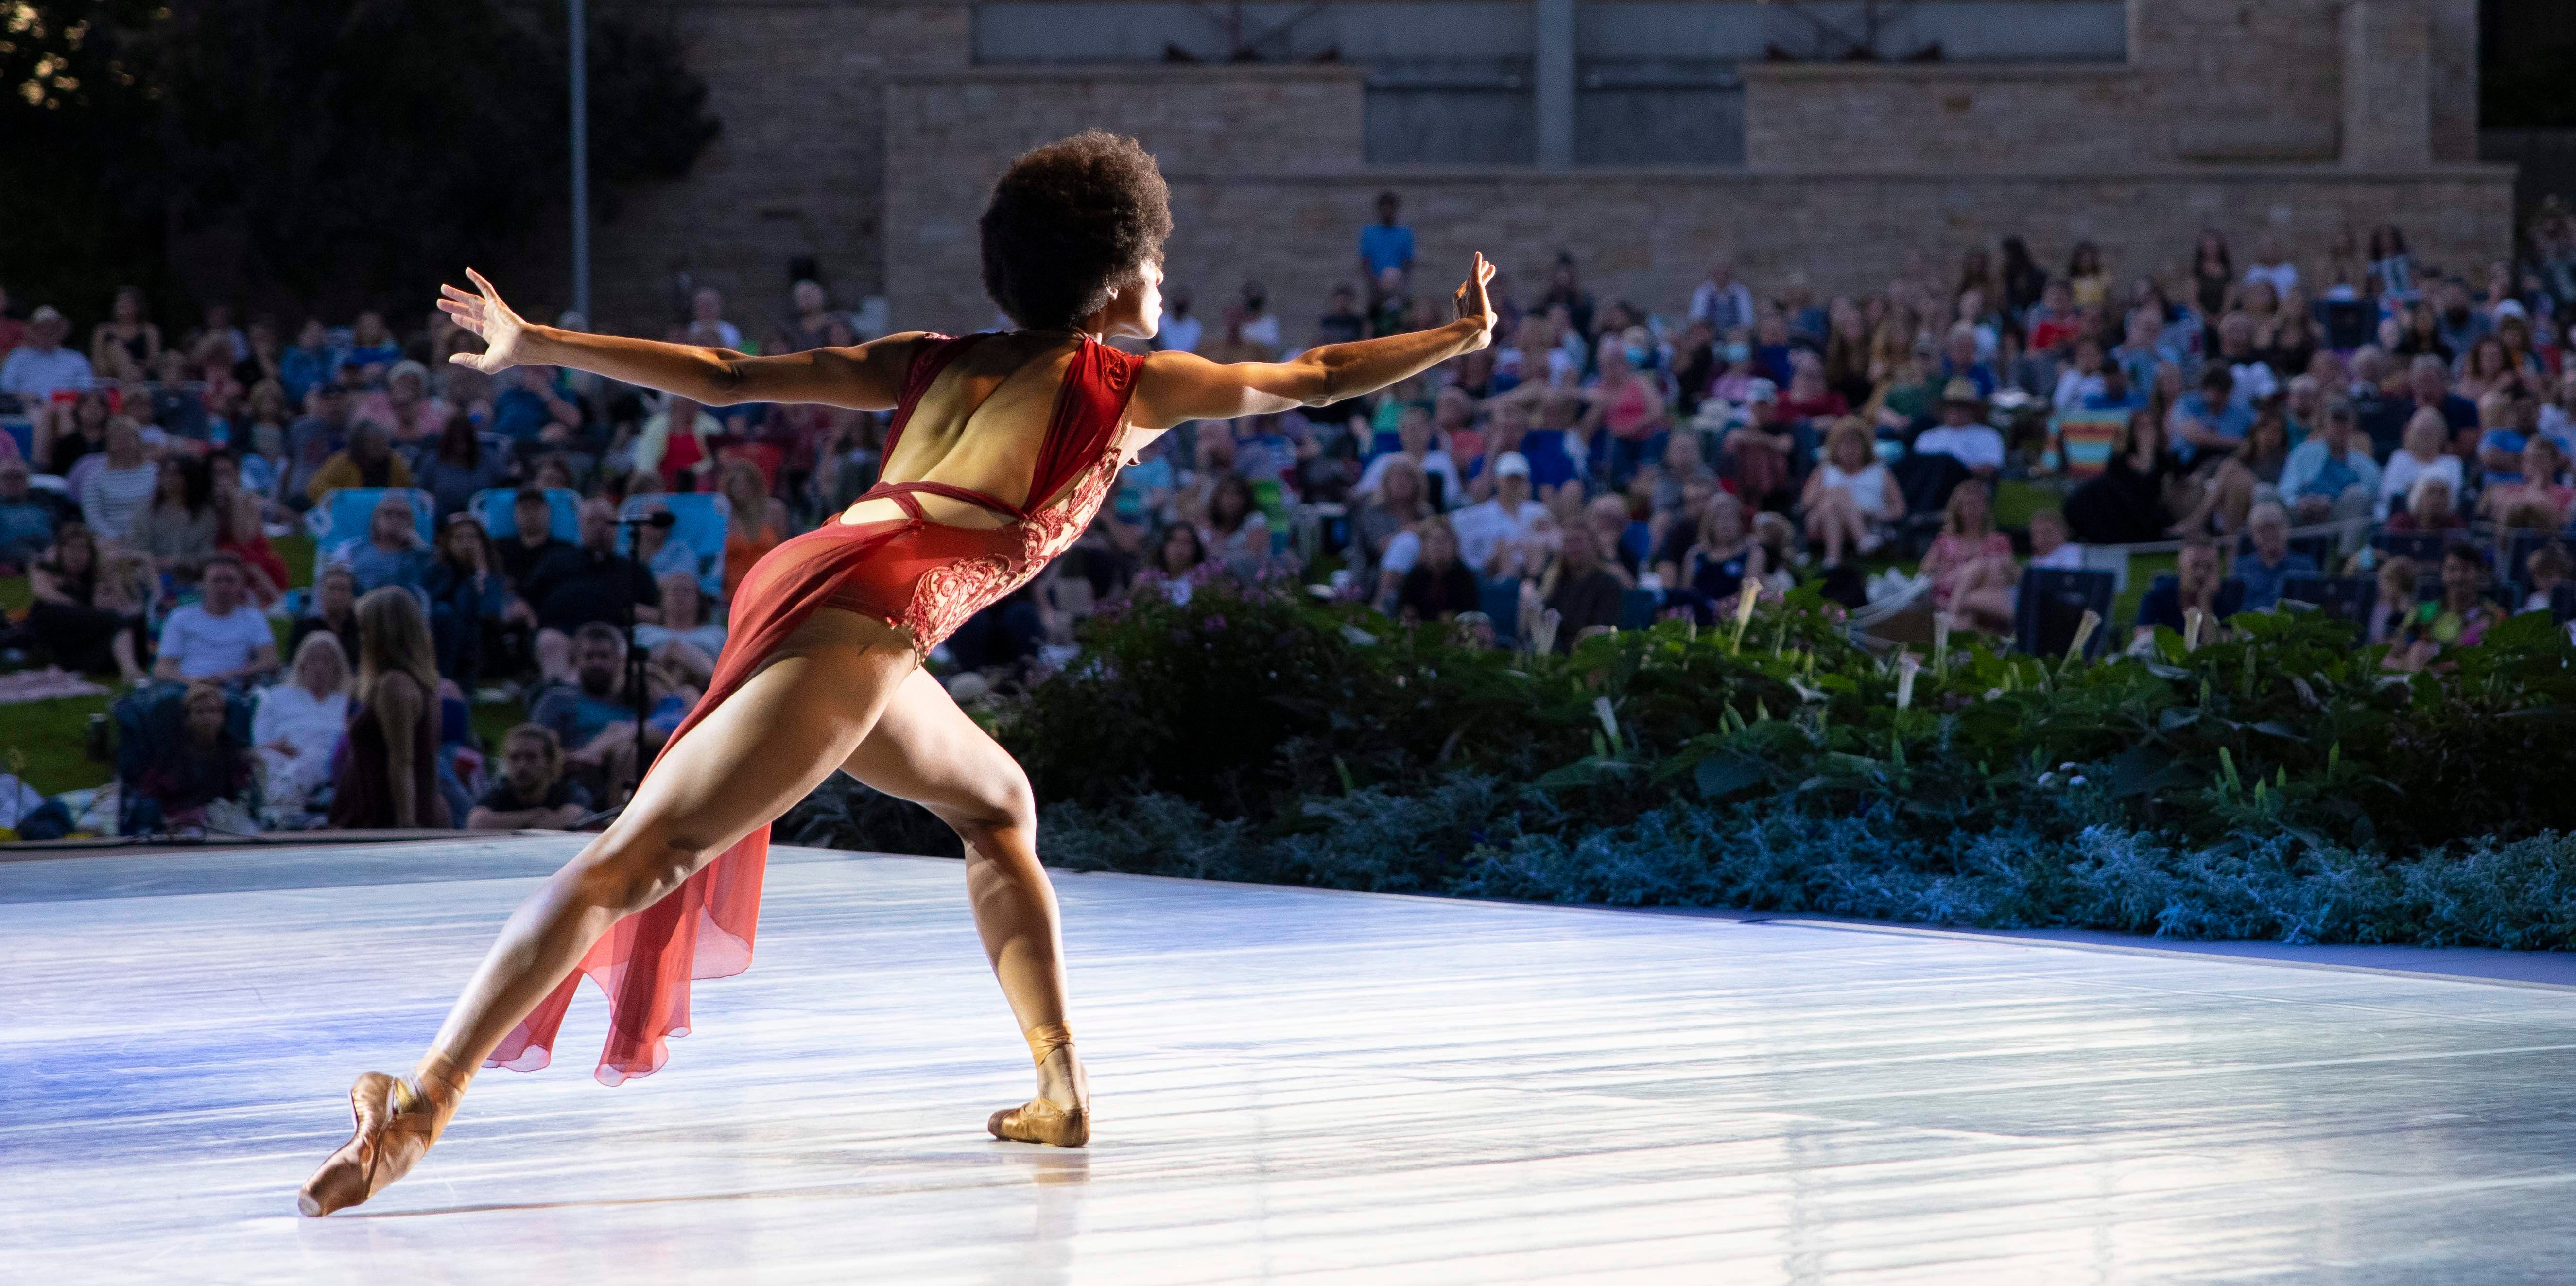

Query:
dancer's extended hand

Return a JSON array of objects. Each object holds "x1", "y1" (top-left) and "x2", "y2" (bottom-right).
[
  {"x1": 437, "y1": 268, "x2": 532, "y2": 373},
  {"x1": 1454, "y1": 252, "x2": 1499, "y2": 350}
]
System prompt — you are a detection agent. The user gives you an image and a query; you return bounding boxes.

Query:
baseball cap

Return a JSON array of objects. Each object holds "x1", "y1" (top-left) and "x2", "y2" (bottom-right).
[
  {"x1": 29, "y1": 305, "x2": 64, "y2": 326},
  {"x1": 1494, "y1": 451, "x2": 1531, "y2": 478},
  {"x1": 1745, "y1": 378, "x2": 1779, "y2": 404}
]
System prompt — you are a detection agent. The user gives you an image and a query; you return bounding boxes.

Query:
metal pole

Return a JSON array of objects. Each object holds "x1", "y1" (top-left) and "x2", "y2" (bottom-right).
[{"x1": 569, "y1": 0, "x2": 591, "y2": 322}]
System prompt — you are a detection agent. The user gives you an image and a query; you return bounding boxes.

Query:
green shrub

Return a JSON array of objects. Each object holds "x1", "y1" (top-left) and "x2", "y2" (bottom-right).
[{"x1": 790, "y1": 577, "x2": 2576, "y2": 948}]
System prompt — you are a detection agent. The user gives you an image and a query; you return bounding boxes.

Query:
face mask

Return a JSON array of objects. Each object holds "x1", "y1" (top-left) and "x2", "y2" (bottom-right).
[
  {"x1": 1625, "y1": 346, "x2": 1652, "y2": 367},
  {"x1": 1724, "y1": 342, "x2": 1750, "y2": 363}
]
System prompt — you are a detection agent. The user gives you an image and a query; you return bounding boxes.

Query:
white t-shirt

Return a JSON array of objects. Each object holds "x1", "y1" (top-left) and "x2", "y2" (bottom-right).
[
  {"x1": 1238, "y1": 313, "x2": 1280, "y2": 350},
  {"x1": 2244, "y1": 262, "x2": 2299, "y2": 298},
  {"x1": 1449, "y1": 498, "x2": 1550, "y2": 576},
  {"x1": 2377, "y1": 452, "x2": 2463, "y2": 521},
  {"x1": 1913, "y1": 425, "x2": 2005, "y2": 473},
  {"x1": 159, "y1": 602, "x2": 275, "y2": 678},
  {"x1": 1816, "y1": 462, "x2": 1894, "y2": 520},
  {"x1": 2030, "y1": 543, "x2": 2086, "y2": 571},
  {"x1": 1379, "y1": 528, "x2": 1422, "y2": 577}
]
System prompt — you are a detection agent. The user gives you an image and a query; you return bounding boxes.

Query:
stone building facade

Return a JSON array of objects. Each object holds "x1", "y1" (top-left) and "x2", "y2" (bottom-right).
[{"x1": 580, "y1": 0, "x2": 2506, "y2": 341}]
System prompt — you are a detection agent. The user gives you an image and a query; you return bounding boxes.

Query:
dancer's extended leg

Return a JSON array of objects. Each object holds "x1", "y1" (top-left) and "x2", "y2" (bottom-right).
[
  {"x1": 840, "y1": 669, "x2": 1089, "y2": 1146},
  {"x1": 299, "y1": 609, "x2": 919, "y2": 1215}
]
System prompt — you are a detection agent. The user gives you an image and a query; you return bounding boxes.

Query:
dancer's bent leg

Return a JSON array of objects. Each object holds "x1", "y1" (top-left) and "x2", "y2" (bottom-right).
[
  {"x1": 841, "y1": 670, "x2": 1088, "y2": 1146},
  {"x1": 300, "y1": 610, "x2": 919, "y2": 1214}
]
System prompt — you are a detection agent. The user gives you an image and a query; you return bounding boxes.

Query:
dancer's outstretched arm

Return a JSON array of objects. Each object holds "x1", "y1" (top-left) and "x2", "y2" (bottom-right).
[
  {"x1": 436, "y1": 268, "x2": 925, "y2": 410},
  {"x1": 1129, "y1": 253, "x2": 1500, "y2": 432}
]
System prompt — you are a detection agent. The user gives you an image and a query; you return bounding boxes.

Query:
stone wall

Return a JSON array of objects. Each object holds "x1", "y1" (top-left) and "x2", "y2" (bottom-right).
[
  {"x1": 578, "y1": 0, "x2": 2508, "y2": 340},
  {"x1": 881, "y1": 157, "x2": 2513, "y2": 342}
]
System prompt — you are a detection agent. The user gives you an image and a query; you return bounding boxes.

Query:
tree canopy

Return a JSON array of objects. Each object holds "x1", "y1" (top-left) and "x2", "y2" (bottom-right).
[{"x1": 0, "y1": 0, "x2": 719, "y2": 329}]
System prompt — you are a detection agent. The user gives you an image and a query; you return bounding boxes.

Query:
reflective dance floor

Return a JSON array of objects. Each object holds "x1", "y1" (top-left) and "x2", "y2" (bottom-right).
[{"x1": 7, "y1": 835, "x2": 2576, "y2": 1283}]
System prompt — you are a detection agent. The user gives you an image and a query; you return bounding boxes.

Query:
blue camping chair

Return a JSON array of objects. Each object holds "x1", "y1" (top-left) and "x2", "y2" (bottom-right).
[
  {"x1": 2279, "y1": 574, "x2": 2376, "y2": 629},
  {"x1": 112, "y1": 683, "x2": 257, "y2": 834},
  {"x1": 469, "y1": 487, "x2": 582, "y2": 542},
  {"x1": 306, "y1": 487, "x2": 436, "y2": 548},
  {"x1": 2013, "y1": 568, "x2": 2116, "y2": 660},
  {"x1": 619, "y1": 492, "x2": 731, "y2": 591}
]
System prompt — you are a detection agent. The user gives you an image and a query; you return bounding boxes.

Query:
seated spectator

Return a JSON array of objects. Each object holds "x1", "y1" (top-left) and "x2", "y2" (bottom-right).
[
  {"x1": 2386, "y1": 474, "x2": 2467, "y2": 534},
  {"x1": 0, "y1": 455, "x2": 62, "y2": 571},
  {"x1": 1395, "y1": 518, "x2": 1479, "y2": 625},
  {"x1": 151, "y1": 555, "x2": 278, "y2": 685},
  {"x1": 2050, "y1": 338, "x2": 2110, "y2": 413},
  {"x1": 332, "y1": 491, "x2": 434, "y2": 597},
  {"x1": 25, "y1": 521, "x2": 147, "y2": 682},
  {"x1": 356, "y1": 359, "x2": 449, "y2": 444},
  {"x1": 532, "y1": 622, "x2": 655, "y2": 801},
  {"x1": 2389, "y1": 542, "x2": 2501, "y2": 672},
  {"x1": 1451, "y1": 453, "x2": 1551, "y2": 579},
  {"x1": 1200, "y1": 473, "x2": 1273, "y2": 577},
  {"x1": 2133, "y1": 539, "x2": 2245, "y2": 645},
  {"x1": 1913, "y1": 379, "x2": 2006, "y2": 478},
  {"x1": 634, "y1": 569, "x2": 727, "y2": 659},
  {"x1": 134, "y1": 455, "x2": 218, "y2": 586},
  {"x1": 1717, "y1": 379, "x2": 1795, "y2": 509},
  {"x1": 1647, "y1": 426, "x2": 1719, "y2": 519},
  {"x1": 2027, "y1": 508, "x2": 2083, "y2": 571},
  {"x1": 1579, "y1": 342, "x2": 1670, "y2": 489},
  {"x1": 286, "y1": 564, "x2": 363, "y2": 670},
  {"x1": 79, "y1": 416, "x2": 158, "y2": 548},
  {"x1": 415, "y1": 412, "x2": 511, "y2": 521},
  {"x1": 1937, "y1": 321, "x2": 1996, "y2": 398},
  {"x1": 524, "y1": 498, "x2": 661, "y2": 673},
  {"x1": 2522, "y1": 544, "x2": 2571, "y2": 614},
  {"x1": 2366, "y1": 555, "x2": 2420, "y2": 644},
  {"x1": 1777, "y1": 352, "x2": 1849, "y2": 433},
  {"x1": 2173, "y1": 404, "x2": 2291, "y2": 538},
  {"x1": 2280, "y1": 401, "x2": 2380, "y2": 527},
  {"x1": 491, "y1": 363, "x2": 590, "y2": 454},
  {"x1": 2234, "y1": 502, "x2": 2317, "y2": 611},
  {"x1": 1583, "y1": 493, "x2": 1650, "y2": 587},
  {"x1": 718, "y1": 460, "x2": 787, "y2": 601},
  {"x1": 253, "y1": 632, "x2": 351, "y2": 814},
  {"x1": 2478, "y1": 437, "x2": 2573, "y2": 528},
  {"x1": 2478, "y1": 382, "x2": 2547, "y2": 489},
  {"x1": 494, "y1": 485, "x2": 570, "y2": 587},
  {"x1": 466, "y1": 724, "x2": 593, "y2": 832},
  {"x1": 329, "y1": 586, "x2": 452, "y2": 829},
  {"x1": 1355, "y1": 403, "x2": 1462, "y2": 510},
  {"x1": 304, "y1": 420, "x2": 415, "y2": 503},
  {"x1": 2378, "y1": 408, "x2": 2464, "y2": 521},
  {"x1": 2066, "y1": 408, "x2": 2188, "y2": 545},
  {"x1": 424, "y1": 512, "x2": 512, "y2": 685},
  {"x1": 136, "y1": 682, "x2": 256, "y2": 829},
  {"x1": 1800, "y1": 417, "x2": 1902, "y2": 567},
  {"x1": 1923, "y1": 481, "x2": 2018, "y2": 633},
  {"x1": 0, "y1": 306, "x2": 96, "y2": 402},
  {"x1": 2169, "y1": 366, "x2": 2252, "y2": 470},
  {"x1": 1520, "y1": 519, "x2": 1625, "y2": 652},
  {"x1": 1138, "y1": 522, "x2": 1214, "y2": 606},
  {"x1": 628, "y1": 504, "x2": 703, "y2": 592},
  {"x1": 1661, "y1": 492, "x2": 1768, "y2": 624},
  {"x1": 1349, "y1": 454, "x2": 1430, "y2": 610},
  {"x1": 35, "y1": 387, "x2": 112, "y2": 476},
  {"x1": 207, "y1": 453, "x2": 289, "y2": 604}
]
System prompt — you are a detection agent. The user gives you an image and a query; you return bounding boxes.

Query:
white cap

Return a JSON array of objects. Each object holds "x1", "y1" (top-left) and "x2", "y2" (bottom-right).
[
  {"x1": 28, "y1": 305, "x2": 65, "y2": 326},
  {"x1": 1494, "y1": 451, "x2": 1531, "y2": 478}
]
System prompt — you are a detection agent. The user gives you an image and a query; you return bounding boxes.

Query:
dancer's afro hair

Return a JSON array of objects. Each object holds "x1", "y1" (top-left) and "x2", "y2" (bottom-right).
[{"x1": 980, "y1": 131, "x2": 1173, "y2": 331}]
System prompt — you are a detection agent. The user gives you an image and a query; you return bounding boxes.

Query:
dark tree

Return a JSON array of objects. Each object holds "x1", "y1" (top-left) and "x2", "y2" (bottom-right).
[{"x1": 0, "y1": 1, "x2": 718, "y2": 330}]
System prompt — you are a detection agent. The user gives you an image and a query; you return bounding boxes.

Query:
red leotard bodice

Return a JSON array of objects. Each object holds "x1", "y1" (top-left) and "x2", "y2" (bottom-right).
[{"x1": 490, "y1": 332, "x2": 1141, "y2": 1084}]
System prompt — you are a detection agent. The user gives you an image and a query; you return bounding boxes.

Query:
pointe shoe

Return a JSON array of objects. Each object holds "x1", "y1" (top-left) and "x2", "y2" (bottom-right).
[
  {"x1": 989, "y1": 1020, "x2": 1089, "y2": 1148},
  {"x1": 296, "y1": 1061, "x2": 464, "y2": 1216}
]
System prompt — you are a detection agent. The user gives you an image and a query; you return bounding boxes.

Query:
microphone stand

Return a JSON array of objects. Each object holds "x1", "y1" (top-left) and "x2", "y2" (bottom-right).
[{"x1": 614, "y1": 516, "x2": 657, "y2": 797}]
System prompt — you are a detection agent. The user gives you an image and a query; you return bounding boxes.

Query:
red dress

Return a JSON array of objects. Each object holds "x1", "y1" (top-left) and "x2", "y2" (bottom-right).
[{"x1": 490, "y1": 333, "x2": 1142, "y2": 1084}]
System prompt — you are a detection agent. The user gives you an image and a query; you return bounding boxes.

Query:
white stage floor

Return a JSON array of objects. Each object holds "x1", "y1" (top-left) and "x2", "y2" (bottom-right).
[{"x1": 6, "y1": 835, "x2": 2575, "y2": 1284}]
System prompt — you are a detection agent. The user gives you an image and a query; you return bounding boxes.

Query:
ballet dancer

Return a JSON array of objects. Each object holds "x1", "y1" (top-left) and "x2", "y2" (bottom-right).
[{"x1": 299, "y1": 130, "x2": 1500, "y2": 1215}]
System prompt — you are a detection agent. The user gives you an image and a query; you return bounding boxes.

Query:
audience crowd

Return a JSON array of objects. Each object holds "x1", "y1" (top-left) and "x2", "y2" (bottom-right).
[{"x1": 10, "y1": 191, "x2": 2576, "y2": 833}]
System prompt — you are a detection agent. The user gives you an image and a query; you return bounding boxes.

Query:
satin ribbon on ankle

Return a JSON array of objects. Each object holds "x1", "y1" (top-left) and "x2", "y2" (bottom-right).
[{"x1": 1023, "y1": 1020, "x2": 1073, "y2": 1067}]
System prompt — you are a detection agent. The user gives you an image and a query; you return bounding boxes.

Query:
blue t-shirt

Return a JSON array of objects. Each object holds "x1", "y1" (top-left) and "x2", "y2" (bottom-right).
[
  {"x1": 2296, "y1": 451, "x2": 2359, "y2": 503},
  {"x1": 1359, "y1": 223, "x2": 1416, "y2": 277},
  {"x1": 1517, "y1": 430, "x2": 1581, "y2": 490},
  {"x1": 2172, "y1": 393, "x2": 2253, "y2": 463},
  {"x1": 2234, "y1": 553, "x2": 2317, "y2": 612},
  {"x1": 1112, "y1": 454, "x2": 1174, "y2": 521},
  {"x1": 2479, "y1": 428, "x2": 2530, "y2": 487},
  {"x1": 489, "y1": 387, "x2": 551, "y2": 446},
  {"x1": 0, "y1": 496, "x2": 57, "y2": 560},
  {"x1": 533, "y1": 682, "x2": 633, "y2": 748}
]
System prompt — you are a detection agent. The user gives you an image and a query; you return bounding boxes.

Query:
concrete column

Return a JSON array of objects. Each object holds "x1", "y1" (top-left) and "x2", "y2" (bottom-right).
[
  {"x1": 1535, "y1": 0, "x2": 1575, "y2": 168},
  {"x1": 2342, "y1": 0, "x2": 2433, "y2": 169}
]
